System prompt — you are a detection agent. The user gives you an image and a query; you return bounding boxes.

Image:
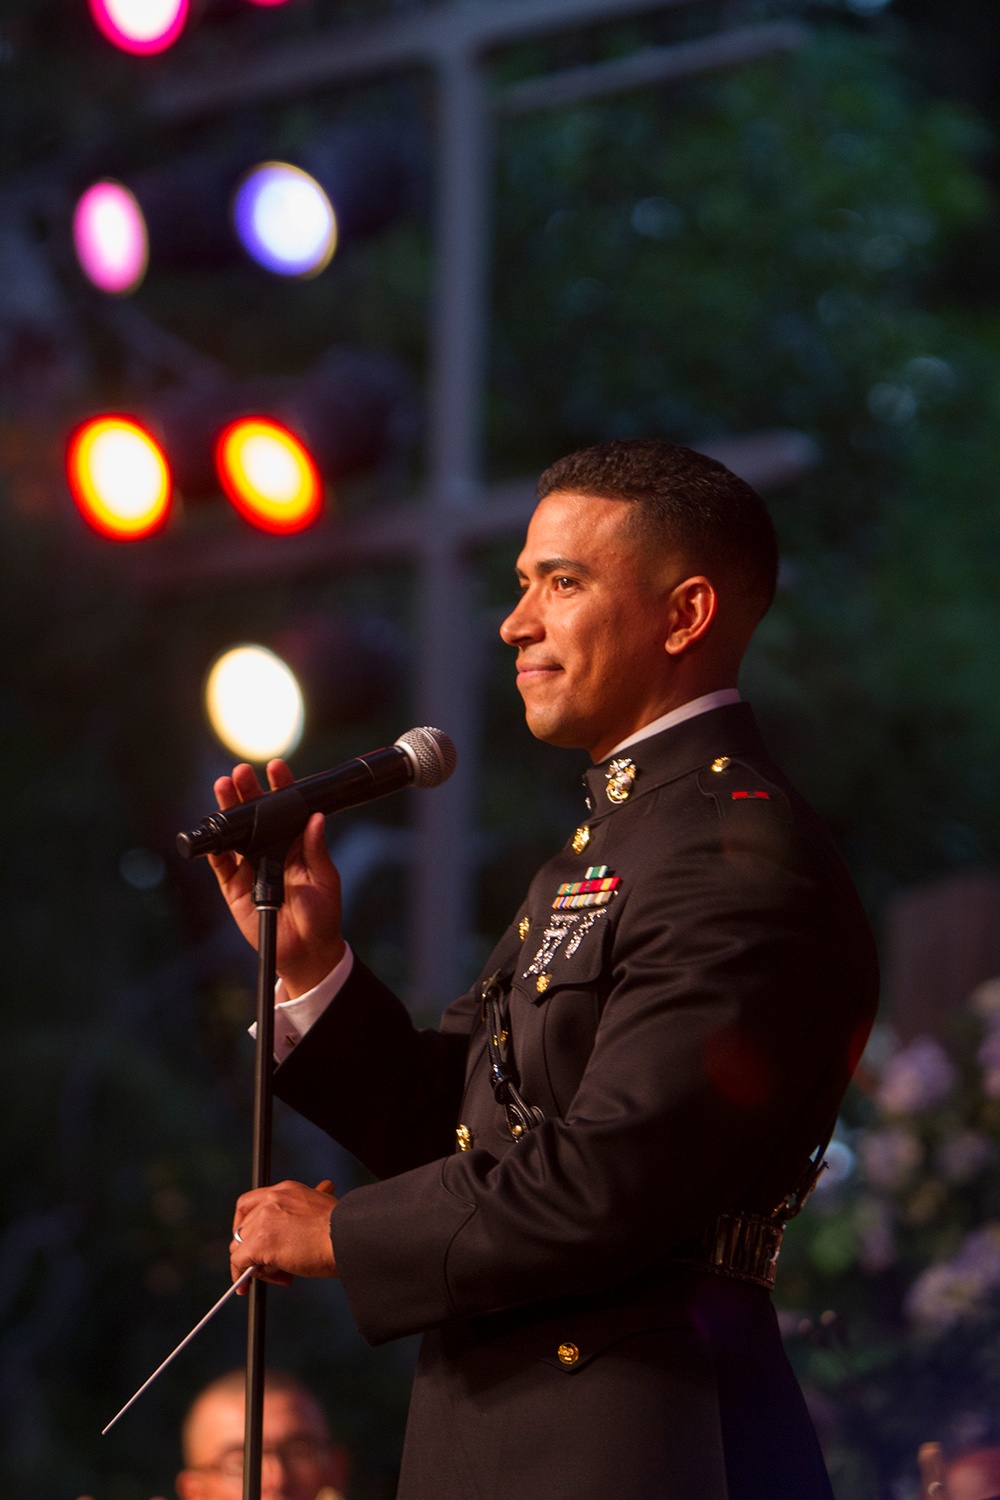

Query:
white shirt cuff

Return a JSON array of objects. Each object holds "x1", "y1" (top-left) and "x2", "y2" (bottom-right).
[{"x1": 249, "y1": 945, "x2": 355, "y2": 1064}]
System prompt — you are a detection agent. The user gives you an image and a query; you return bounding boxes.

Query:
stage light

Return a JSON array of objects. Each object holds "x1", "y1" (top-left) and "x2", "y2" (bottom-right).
[
  {"x1": 67, "y1": 416, "x2": 172, "y2": 540},
  {"x1": 215, "y1": 417, "x2": 323, "y2": 534},
  {"x1": 232, "y1": 163, "x2": 337, "y2": 278},
  {"x1": 87, "y1": 0, "x2": 188, "y2": 54},
  {"x1": 73, "y1": 181, "x2": 149, "y2": 294},
  {"x1": 205, "y1": 646, "x2": 304, "y2": 761}
]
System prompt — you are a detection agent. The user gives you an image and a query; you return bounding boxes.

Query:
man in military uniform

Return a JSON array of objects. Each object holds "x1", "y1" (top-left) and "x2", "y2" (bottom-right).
[{"x1": 215, "y1": 439, "x2": 878, "y2": 1500}]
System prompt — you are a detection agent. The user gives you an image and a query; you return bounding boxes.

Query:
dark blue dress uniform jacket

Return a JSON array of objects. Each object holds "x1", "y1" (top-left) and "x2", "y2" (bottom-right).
[{"x1": 275, "y1": 703, "x2": 879, "y2": 1500}]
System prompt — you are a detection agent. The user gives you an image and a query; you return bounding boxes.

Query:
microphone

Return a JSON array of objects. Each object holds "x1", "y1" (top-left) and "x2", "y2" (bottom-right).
[{"x1": 176, "y1": 726, "x2": 456, "y2": 860}]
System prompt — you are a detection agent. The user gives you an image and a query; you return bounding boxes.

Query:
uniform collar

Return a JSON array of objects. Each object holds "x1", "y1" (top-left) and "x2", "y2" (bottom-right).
[
  {"x1": 581, "y1": 701, "x2": 768, "y2": 818},
  {"x1": 603, "y1": 688, "x2": 741, "y2": 760}
]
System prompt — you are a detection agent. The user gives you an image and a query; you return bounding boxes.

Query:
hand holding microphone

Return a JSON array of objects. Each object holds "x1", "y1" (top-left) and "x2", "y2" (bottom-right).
[{"x1": 186, "y1": 728, "x2": 455, "y2": 998}]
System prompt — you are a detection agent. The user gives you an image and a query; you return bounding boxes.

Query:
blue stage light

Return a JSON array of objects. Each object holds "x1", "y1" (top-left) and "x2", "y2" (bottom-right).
[{"x1": 232, "y1": 163, "x2": 337, "y2": 278}]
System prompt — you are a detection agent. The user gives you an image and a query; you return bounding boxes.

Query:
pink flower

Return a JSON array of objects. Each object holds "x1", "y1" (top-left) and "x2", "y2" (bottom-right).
[
  {"x1": 857, "y1": 1126, "x2": 923, "y2": 1191},
  {"x1": 978, "y1": 1027, "x2": 1000, "y2": 1100},
  {"x1": 906, "y1": 1225, "x2": 1000, "y2": 1332},
  {"x1": 875, "y1": 1035, "x2": 957, "y2": 1115},
  {"x1": 936, "y1": 1131, "x2": 995, "y2": 1184}
]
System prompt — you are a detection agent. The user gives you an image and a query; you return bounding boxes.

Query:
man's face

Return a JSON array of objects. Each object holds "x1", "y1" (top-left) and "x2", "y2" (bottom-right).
[
  {"x1": 176, "y1": 1387, "x2": 346, "y2": 1500},
  {"x1": 499, "y1": 489, "x2": 685, "y2": 762}
]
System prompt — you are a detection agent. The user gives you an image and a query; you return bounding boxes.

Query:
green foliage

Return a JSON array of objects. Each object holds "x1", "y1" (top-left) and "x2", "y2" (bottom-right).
[{"x1": 491, "y1": 32, "x2": 1000, "y2": 909}]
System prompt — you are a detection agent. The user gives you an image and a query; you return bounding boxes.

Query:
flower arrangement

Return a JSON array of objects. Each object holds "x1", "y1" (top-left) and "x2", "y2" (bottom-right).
[{"x1": 776, "y1": 981, "x2": 1000, "y2": 1496}]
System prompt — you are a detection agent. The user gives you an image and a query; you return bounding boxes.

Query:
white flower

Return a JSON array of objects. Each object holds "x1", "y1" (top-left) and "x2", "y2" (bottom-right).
[{"x1": 875, "y1": 1035, "x2": 957, "y2": 1115}]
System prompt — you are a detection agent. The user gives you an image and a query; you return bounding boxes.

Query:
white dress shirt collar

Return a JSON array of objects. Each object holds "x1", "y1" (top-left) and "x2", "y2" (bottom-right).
[{"x1": 602, "y1": 688, "x2": 742, "y2": 763}]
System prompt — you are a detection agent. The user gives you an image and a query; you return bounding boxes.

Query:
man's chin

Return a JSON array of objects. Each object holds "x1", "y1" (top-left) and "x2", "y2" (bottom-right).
[{"x1": 520, "y1": 705, "x2": 589, "y2": 752}]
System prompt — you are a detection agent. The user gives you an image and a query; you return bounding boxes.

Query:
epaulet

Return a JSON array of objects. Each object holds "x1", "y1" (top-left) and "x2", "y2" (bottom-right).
[{"x1": 696, "y1": 754, "x2": 787, "y2": 816}]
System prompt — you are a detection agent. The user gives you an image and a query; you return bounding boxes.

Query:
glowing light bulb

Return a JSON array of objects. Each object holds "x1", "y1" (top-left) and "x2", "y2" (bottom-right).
[
  {"x1": 73, "y1": 181, "x2": 148, "y2": 294},
  {"x1": 205, "y1": 645, "x2": 304, "y2": 760},
  {"x1": 215, "y1": 417, "x2": 323, "y2": 534},
  {"x1": 232, "y1": 163, "x2": 337, "y2": 278},
  {"x1": 67, "y1": 416, "x2": 172, "y2": 540},
  {"x1": 88, "y1": 0, "x2": 188, "y2": 54}
]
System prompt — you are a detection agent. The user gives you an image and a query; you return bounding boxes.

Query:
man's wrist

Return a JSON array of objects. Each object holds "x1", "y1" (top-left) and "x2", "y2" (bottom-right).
[{"x1": 279, "y1": 938, "x2": 347, "y2": 1001}]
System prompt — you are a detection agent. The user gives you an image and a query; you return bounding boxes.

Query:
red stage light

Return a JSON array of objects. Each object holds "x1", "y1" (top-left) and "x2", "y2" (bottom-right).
[
  {"x1": 67, "y1": 416, "x2": 172, "y2": 540},
  {"x1": 87, "y1": 0, "x2": 188, "y2": 54},
  {"x1": 215, "y1": 418, "x2": 323, "y2": 534}
]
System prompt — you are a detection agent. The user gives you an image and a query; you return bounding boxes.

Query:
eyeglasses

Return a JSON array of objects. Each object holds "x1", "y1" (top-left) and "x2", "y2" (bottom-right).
[{"x1": 194, "y1": 1435, "x2": 330, "y2": 1480}]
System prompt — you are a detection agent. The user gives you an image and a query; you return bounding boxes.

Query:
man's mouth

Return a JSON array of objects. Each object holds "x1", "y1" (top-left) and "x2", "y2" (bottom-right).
[{"x1": 516, "y1": 660, "x2": 561, "y2": 684}]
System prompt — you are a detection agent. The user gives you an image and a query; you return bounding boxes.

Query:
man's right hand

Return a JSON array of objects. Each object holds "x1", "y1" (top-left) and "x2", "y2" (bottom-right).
[{"x1": 208, "y1": 759, "x2": 346, "y2": 998}]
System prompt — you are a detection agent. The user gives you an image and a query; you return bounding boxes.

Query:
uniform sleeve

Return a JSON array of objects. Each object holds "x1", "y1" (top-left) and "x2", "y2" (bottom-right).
[
  {"x1": 273, "y1": 954, "x2": 477, "y2": 1180},
  {"x1": 330, "y1": 798, "x2": 876, "y2": 1344}
]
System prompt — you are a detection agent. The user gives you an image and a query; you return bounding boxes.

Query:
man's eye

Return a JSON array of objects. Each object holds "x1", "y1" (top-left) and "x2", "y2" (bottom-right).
[{"x1": 553, "y1": 576, "x2": 576, "y2": 590}]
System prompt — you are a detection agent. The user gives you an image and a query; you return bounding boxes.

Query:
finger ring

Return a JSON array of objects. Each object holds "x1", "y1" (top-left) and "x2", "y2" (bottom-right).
[{"x1": 233, "y1": 1228, "x2": 243, "y2": 1244}]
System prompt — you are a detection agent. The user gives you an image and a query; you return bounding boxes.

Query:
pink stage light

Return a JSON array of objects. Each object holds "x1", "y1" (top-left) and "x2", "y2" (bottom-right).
[
  {"x1": 73, "y1": 181, "x2": 149, "y2": 295},
  {"x1": 87, "y1": 0, "x2": 188, "y2": 54}
]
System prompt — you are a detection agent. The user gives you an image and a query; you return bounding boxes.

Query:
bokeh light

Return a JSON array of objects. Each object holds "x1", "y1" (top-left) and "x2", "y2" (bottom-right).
[
  {"x1": 67, "y1": 416, "x2": 172, "y2": 540},
  {"x1": 232, "y1": 163, "x2": 337, "y2": 278},
  {"x1": 73, "y1": 181, "x2": 149, "y2": 294},
  {"x1": 87, "y1": 0, "x2": 188, "y2": 54},
  {"x1": 215, "y1": 417, "x2": 323, "y2": 533},
  {"x1": 205, "y1": 646, "x2": 304, "y2": 760}
]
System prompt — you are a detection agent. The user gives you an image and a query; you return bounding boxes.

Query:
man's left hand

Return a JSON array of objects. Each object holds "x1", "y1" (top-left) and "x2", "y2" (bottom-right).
[{"x1": 231, "y1": 1180, "x2": 339, "y2": 1287}]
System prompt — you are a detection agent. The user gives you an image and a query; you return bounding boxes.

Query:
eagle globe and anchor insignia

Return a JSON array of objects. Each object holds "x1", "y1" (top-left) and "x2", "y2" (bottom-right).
[{"x1": 605, "y1": 757, "x2": 636, "y2": 804}]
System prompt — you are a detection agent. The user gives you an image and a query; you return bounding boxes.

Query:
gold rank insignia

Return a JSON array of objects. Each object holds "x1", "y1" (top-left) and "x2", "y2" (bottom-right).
[
  {"x1": 605, "y1": 757, "x2": 636, "y2": 803},
  {"x1": 571, "y1": 825, "x2": 591, "y2": 854},
  {"x1": 518, "y1": 915, "x2": 531, "y2": 941},
  {"x1": 711, "y1": 756, "x2": 731, "y2": 773},
  {"x1": 536, "y1": 973, "x2": 551, "y2": 994},
  {"x1": 456, "y1": 1124, "x2": 473, "y2": 1152}
]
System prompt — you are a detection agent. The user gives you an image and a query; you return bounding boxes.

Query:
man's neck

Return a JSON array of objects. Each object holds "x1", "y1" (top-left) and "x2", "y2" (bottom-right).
[{"x1": 598, "y1": 688, "x2": 741, "y2": 763}]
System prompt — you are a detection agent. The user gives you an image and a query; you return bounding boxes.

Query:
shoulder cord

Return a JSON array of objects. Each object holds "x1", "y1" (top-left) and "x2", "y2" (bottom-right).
[{"x1": 481, "y1": 970, "x2": 544, "y2": 1140}]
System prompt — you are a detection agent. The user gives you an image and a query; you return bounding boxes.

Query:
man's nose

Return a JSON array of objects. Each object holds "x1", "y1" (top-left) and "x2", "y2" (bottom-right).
[
  {"x1": 499, "y1": 593, "x2": 540, "y2": 646},
  {"x1": 259, "y1": 1449, "x2": 292, "y2": 1498}
]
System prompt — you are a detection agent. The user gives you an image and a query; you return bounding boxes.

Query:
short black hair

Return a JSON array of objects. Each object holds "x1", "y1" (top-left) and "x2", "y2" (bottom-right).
[{"x1": 537, "y1": 438, "x2": 778, "y2": 621}]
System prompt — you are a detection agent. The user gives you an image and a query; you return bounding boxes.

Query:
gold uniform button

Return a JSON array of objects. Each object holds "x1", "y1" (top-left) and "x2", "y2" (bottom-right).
[
  {"x1": 571, "y1": 825, "x2": 591, "y2": 854},
  {"x1": 455, "y1": 1125, "x2": 473, "y2": 1152},
  {"x1": 535, "y1": 973, "x2": 551, "y2": 994},
  {"x1": 557, "y1": 1342, "x2": 579, "y2": 1366},
  {"x1": 518, "y1": 916, "x2": 530, "y2": 941},
  {"x1": 711, "y1": 756, "x2": 731, "y2": 773}
]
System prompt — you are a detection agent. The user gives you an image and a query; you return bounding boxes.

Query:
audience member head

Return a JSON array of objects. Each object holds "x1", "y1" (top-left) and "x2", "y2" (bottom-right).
[
  {"x1": 944, "y1": 1446, "x2": 1000, "y2": 1500},
  {"x1": 175, "y1": 1368, "x2": 349, "y2": 1500}
]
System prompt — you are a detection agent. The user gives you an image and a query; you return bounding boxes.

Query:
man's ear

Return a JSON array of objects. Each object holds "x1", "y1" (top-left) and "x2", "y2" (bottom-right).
[{"x1": 663, "y1": 576, "x2": 718, "y2": 655}]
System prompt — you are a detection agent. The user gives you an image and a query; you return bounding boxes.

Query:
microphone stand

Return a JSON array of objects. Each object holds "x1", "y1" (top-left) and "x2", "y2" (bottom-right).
[{"x1": 243, "y1": 842, "x2": 289, "y2": 1500}]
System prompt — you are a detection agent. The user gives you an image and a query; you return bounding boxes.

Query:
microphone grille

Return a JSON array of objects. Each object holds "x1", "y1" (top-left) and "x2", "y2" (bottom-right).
[{"x1": 394, "y1": 726, "x2": 457, "y2": 789}]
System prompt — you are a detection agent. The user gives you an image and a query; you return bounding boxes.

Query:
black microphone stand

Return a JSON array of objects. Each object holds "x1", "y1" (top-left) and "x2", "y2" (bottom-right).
[{"x1": 242, "y1": 841, "x2": 289, "y2": 1500}]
